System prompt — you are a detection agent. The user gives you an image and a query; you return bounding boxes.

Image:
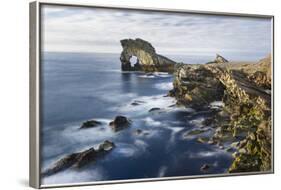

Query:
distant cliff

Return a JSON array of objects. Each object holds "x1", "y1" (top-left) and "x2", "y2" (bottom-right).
[{"x1": 120, "y1": 38, "x2": 176, "y2": 72}]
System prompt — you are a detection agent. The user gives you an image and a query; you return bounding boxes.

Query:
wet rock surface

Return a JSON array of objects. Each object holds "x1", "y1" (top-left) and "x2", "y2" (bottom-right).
[
  {"x1": 171, "y1": 54, "x2": 272, "y2": 173},
  {"x1": 148, "y1": 107, "x2": 161, "y2": 112},
  {"x1": 42, "y1": 140, "x2": 115, "y2": 177},
  {"x1": 80, "y1": 120, "x2": 102, "y2": 129},
  {"x1": 109, "y1": 115, "x2": 131, "y2": 132}
]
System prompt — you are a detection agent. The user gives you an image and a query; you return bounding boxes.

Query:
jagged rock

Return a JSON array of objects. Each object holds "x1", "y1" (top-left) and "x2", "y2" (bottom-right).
[
  {"x1": 80, "y1": 120, "x2": 102, "y2": 129},
  {"x1": 120, "y1": 38, "x2": 176, "y2": 72},
  {"x1": 215, "y1": 54, "x2": 229, "y2": 63},
  {"x1": 109, "y1": 116, "x2": 131, "y2": 132},
  {"x1": 248, "y1": 54, "x2": 271, "y2": 89},
  {"x1": 171, "y1": 54, "x2": 271, "y2": 173},
  {"x1": 206, "y1": 54, "x2": 229, "y2": 64},
  {"x1": 42, "y1": 140, "x2": 115, "y2": 177},
  {"x1": 172, "y1": 64, "x2": 225, "y2": 109}
]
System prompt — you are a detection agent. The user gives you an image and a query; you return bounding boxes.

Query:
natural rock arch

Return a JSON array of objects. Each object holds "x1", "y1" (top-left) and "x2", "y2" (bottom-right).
[{"x1": 120, "y1": 38, "x2": 176, "y2": 72}]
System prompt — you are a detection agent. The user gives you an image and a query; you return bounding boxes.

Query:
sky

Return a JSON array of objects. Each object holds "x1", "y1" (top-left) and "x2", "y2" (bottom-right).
[{"x1": 41, "y1": 5, "x2": 272, "y2": 58}]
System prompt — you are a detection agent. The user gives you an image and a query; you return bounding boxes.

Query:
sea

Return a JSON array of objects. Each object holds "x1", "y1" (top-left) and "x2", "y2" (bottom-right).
[{"x1": 40, "y1": 52, "x2": 263, "y2": 185}]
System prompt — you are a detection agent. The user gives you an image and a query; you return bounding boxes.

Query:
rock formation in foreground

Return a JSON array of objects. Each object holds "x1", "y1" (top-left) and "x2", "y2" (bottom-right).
[
  {"x1": 42, "y1": 140, "x2": 115, "y2": 177},
  {"x1": 120, "y1": 38, "x2": 176, "y2": 73},
  {"x1": 170, "y1": 54, "x2": 272, "y2": 172}
]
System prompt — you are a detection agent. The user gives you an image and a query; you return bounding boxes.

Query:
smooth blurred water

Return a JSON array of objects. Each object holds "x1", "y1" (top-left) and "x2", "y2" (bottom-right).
[{"x1": 41, "y1": 52, "x2": 233, "y2": 185}]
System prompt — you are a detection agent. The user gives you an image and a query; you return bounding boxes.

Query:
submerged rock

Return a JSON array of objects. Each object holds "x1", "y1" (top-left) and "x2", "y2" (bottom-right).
[
  {"x1": 80, "y1": 120, "x2": 102, "y2": 129},
  {"x1": 120, "y1": 38, "x2": 176, "y2": 73},
  {"x1": 200, "y1": 164, "x2": 210, "y2": 172},
  {"x1": 196, "y1": 137, "x2": 209, "y2": 144},
  {"x1": 183, "y1": 129, "x2": 209, "y2": 137},
  {"x1": 148, "y1": 107, "x2": 161, "y2": 112},
  {"x1": 109, "y1": 115, "x2": 131, "y2": 132},
  {"x1": 42, "y1": 140, "x2": 115, "y2": 177},
  {"x1": 134, "y1": 129, "x2": 143, "y2": 135},
  {"x1": 131, "y1": 100, "x2": 145, "y2": 106}
]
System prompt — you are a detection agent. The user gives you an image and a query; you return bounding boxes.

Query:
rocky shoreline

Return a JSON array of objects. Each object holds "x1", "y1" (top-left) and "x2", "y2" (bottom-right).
[
  {"x1": 42, "y1": 39, "x2": 272, "y2": 177},
  {"x1": 119, "y1": 38, "x2": 271, "y2": 173},
  {"x1": 169, "y1": 55, "x2": 272, "y2": 172}
]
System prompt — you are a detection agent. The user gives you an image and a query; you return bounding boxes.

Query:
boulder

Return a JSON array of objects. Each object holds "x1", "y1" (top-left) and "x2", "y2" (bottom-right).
[
  {"x1": 109, "y1": 115, "x2": 131, "y2": 132},
  {"x1": 80, "y1": 120, "x2": 102, "y2": 129}
]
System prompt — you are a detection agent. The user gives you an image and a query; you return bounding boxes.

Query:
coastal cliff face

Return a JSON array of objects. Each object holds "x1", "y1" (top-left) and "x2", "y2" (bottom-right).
[
  {"x1": 170, "y1": 55, "x2": 272, "y2": 172},
  {"x1": 120, "y1": 38, "x2": 176, "y2": 72}
]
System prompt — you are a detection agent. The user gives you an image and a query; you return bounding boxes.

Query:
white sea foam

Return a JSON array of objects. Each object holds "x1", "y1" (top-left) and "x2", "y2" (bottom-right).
[
  {"x1": 155, "y1": 82, "x2": 173, "y2": 90},
  {"x1": 138, "y1": 74, "x2": 156, "y2": 78},
  {"x1": 96, "y1": 92, "x2": 137, "y2": 103},
  {"x1": 187, "y1": 149, "x2": 228, "y2": 159},
  {"x1": 115, "y1": 147, "x2": 137, "y2": 157},
  {"x1": 138, "y1": 72, "x2": 172, "y2": 79},
  {"x1": 158, "y1": 166, "x2": 168, "y2": 177},
  {"x1": 58, "y1": 119, "x2": 115, "y2": 148},
  {"x1": 42, "y1": 167, "x2": 104, "y2": 185},
  {"x1": 112, "y1": 94, "x2": 176, "y2": 116},
  {"x1": 143, "y1": 117, "x2": 162, "y2": 127},
  {"x1": 134, "y1": 139, "x2": 149, "y2": 152},
  {"x1": 209, "y1": 101, "x2": 224, "y2": 109},
  {"x1": 115, "y1": 140, "x2": 148, "y2": 157}
]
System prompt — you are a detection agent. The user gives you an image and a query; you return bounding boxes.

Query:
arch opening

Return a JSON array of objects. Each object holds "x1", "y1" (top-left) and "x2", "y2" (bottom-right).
[{"x1": 129, "y1": 55, "x2": 141, "y2": 69}]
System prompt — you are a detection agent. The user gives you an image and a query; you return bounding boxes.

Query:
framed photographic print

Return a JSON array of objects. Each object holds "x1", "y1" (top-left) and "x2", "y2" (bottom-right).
[{"x1": 29, "y1": 1, "x2": 274, "y2": 188}]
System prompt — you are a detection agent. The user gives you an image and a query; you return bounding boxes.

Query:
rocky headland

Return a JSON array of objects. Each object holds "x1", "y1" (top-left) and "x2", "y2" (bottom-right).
[{"x1": 170, "y1": 54, "x2": 272, "y2": 173}]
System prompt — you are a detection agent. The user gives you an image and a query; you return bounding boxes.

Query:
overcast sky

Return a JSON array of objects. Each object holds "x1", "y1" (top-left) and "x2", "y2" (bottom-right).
[{"x1": 41, "y1": 5, "x2": 272, "y2": 57}]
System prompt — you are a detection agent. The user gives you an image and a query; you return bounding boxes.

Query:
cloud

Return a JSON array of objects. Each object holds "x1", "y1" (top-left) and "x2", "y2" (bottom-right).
[{"x1": 41, "y1": 4, "x2": 272, "y2": 59}]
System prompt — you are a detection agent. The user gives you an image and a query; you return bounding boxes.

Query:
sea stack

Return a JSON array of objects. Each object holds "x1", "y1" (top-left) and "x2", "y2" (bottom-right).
[{"x1": 120, "y1": 38, "x2": 176, "y2": 73}]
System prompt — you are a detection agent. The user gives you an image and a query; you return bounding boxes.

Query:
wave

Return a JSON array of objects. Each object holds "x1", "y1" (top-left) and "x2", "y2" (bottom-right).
[
  {"x1": 138, "y1": 72, "x2": 172, "y2": 79},
  {"x1": 111, "y1": 94, "x2": 176, "y2": 116},
  {"x1": 154, "y1": 82, "x2": 173, "y2": 90},
  {"x1": 143, "y1": 117, "x2": 162, "y2": 127}
]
